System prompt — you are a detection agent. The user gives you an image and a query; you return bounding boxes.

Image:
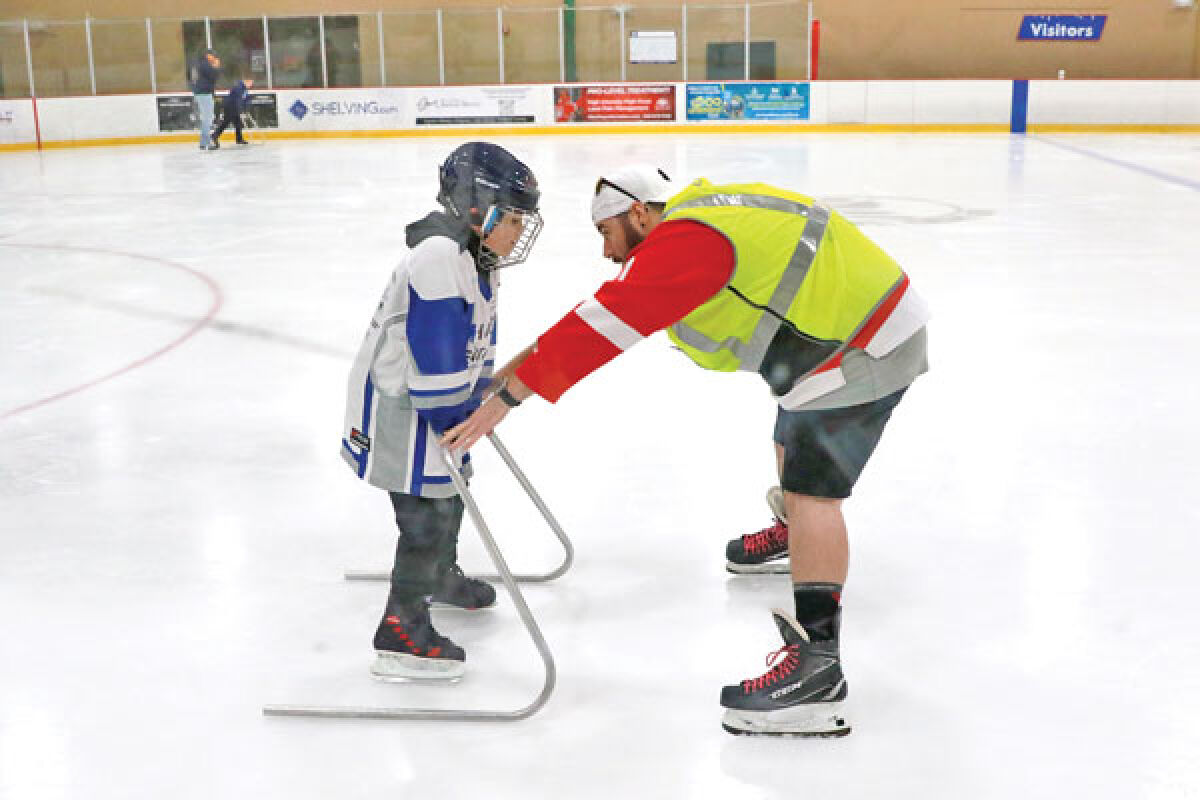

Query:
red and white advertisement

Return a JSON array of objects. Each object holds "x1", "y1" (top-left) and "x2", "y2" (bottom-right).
[{"x1": 554, "y1": 85, "x2": 676, "y2": 123}]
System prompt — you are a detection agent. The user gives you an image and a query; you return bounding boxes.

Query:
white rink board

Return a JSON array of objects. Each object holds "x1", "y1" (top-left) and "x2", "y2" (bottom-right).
[
  {"x1": 0, "y1": 99, "x2": 37, "y2": 145},
  {"x1": 1, "y1": 80, "x2": 1198, "y2": 148},
  {"x1": 36, "y1": 94, "x2": 159, "y2": 142}
]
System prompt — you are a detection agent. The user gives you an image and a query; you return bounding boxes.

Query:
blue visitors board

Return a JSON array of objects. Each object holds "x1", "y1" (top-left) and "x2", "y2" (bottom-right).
[{"x1": 1018, "y1": 15, "x2": 1107, "y2": 41}]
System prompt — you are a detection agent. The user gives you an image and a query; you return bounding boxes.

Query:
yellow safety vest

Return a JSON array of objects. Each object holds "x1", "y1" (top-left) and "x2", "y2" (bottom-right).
[{"x1": 662, "y1": 179, "x2": 916, "y2": 404}]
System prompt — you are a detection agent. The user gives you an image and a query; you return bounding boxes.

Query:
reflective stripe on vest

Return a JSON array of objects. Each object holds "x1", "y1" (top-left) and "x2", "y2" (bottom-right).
[{"x1": 665, "y1": 194, "x2": 831, "y2": 372}]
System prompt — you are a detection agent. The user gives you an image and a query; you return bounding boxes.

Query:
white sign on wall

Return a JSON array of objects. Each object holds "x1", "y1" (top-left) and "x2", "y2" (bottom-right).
[{"x1": 629, "y1": 31, "x2": 678, "y2": 64}]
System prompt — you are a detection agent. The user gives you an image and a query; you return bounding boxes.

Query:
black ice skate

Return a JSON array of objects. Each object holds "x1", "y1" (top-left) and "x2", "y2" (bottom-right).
[
  {"x1": 726, "y1": 487, "x2": 790, "y2": 574},
  {"x1": 720, "y1": 609, "x2": 851, "y2": 737},
  {"x1": 431, "y1": 564, "x2": 497, "y2": 610},
  {"x1": 371, "y1": 603, "x2": 466, "y2": 681}
]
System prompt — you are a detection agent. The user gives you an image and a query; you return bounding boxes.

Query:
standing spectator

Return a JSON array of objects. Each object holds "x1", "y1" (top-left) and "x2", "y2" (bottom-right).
[
  {"x1": 189, "y1": 49, "x2": 221, "y2": 151},
  {"x1": 211, "y1": 78, "x2": 254, "y2": 148}
]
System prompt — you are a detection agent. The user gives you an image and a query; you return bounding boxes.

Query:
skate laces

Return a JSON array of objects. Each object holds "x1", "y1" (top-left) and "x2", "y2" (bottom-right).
[
  {"x1": 742, "y1": 645, "x2": 802, "y2": 692},
  {"x1": 742, "y1": 518, "x2": 788, "y2": 555},
  {"x1": 384, "y1": 614, "x2": 444, "y2": 658}
]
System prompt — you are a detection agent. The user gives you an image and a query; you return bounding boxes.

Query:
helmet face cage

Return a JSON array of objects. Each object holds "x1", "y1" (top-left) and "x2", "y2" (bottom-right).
[{"x1": 478, "y1": 207, "x2": 543, "y2": 270}]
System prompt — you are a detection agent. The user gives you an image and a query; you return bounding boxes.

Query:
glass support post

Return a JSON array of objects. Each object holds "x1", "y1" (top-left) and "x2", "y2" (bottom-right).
[
  {"x1": 436, "y1": 10, "x2": 445, "y2": 85},
  {"x1": 497, "y1": 8, "x2": 506, "y2": 84},
  {"x1": 744, "y1": 4, "x2": 751, "y2": 81},
  {"x1": 146, "y1": 18, "x2": 157, "y2": 93},
  {"x1": 318, "y1": 15, "x2": 328, "y2": 87},
  {"x1": 23, "y1": 19, "x2": 36, "y2": 98},
  {"x1": 85, "y1": 16, "x2": 97, "y2": 95},
  {"x1": 377, "y1": 12, "x2": 386, "y2": 85},
  {"x1": 262, "y1": 16, "x2": 273, "y2": 89},
  {"x1": 619, "y1": 7, "x2": 626, "y2": 82}
]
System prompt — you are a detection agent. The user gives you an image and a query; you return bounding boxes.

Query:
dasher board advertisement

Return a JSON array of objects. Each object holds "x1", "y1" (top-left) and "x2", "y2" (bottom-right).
[
  {"x1": 413, "y1": 86, "x2": 535, "y2": 125},
  {"x1": 685, "y1": 82, "x2": 810, "y2": 121},
  {"x1": 157, "y1": 93, "x2": 278, "y2": 132},
  {"x1": 554, "y1": 85, "x2": 676, "y2": 123}
]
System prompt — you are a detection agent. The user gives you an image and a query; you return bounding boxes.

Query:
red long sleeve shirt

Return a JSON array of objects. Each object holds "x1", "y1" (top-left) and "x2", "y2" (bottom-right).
[{"x1": 516, "y1": 220, "x2": 735, "y2": 402}]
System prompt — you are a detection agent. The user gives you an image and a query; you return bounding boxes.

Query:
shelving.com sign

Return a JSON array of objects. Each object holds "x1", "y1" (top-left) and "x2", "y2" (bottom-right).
[{"x1": 1018, "y1": 15, "x2": 1107, "y2": 41}]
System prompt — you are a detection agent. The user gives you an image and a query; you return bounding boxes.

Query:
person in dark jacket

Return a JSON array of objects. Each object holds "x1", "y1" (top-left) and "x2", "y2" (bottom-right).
[
  {"x1": 211, "y1": 78, "x2": 254, "y2": 148},
  {"x1": 189, "y1": 49, "x2": 221, "y2": 151}
]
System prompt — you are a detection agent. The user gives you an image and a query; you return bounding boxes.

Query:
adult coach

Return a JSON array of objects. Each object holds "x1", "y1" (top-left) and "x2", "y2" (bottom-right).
[
  {"x1": 443, "y1": 167, "x2": 929, "y2": 736},
  {"x1": 189, "y1": 49, "x2": 220, "y2": 151}
]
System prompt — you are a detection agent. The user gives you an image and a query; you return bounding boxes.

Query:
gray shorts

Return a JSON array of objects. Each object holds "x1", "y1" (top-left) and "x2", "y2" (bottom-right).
[{"x1": 773, "y1": 387, "x2": 907, "y2": 499}]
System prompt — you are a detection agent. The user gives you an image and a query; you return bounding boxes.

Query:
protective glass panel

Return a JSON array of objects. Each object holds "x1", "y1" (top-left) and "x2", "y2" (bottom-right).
[
  {"x1": 28, "y1": 22, "x2": 90, "y2": 97},
  {"x1": 574, "y1": 8, "x2": 622, "y2": 82},
  {"x1": 443, "y1": 10, "x2": 500, "y2": 86},
  {"x1": 685, "y1": 6, "x2": 745, "y2": 81},
  {"x1": 0, "y1": 23, "x2": 33, "y2": 98},
  {"x1": 90, "y1": 20, "x2": 151, "y2": 94},
  {"x1": 211, "y1": 18, "x2": 268, "y2": 85},
  {"x1": 380, "y1": 11, "x2": 439, "y2": 87},
  {"x1": 150, "y1": 19, "x2": 193, "y2": 92},
  {"x1": 268, "y1": 17, "x2": 322, "y2": 88},
  {"x1": 355, "y1": 13, "x2": 383, "y2": 87},
  {"x1": 750, "y1": 2, "x2": 808, "y2": 80},
  {"x1": 500, "y1": 9, "x2": 561, "y2": 84},
  {"x1": 323, "y1": 15, "x2": 362, "y2": 88}
]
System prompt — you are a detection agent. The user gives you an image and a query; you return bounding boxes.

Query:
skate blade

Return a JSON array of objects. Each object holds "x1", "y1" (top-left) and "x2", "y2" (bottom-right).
[
  {"x1": 725, "y1": 560, "x2": 790, "y2": 575},
  {"x1": 370, "y1": 652, "x2": 465, "y2": 683},
  {"x1": 721, "y1": 704, "x2": 851, "y2": 737}
]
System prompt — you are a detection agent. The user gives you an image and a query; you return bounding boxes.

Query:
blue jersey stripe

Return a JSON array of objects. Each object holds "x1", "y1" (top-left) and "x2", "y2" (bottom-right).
[
  {"x1": 341, "y1": 438, "x2": 366, "y2": 474},
  {"x1": 409, "y1": 421, "x2": 428, "y2": 495},
  {"x1": 409, "y1": 382, "x2": 470, "y2": 397},
  {"x1": 355, "y1": 373, "x2": 375, "y2": 478},
  {"x1": 408, "y1": 286, "x2": 472, "y2": 375}
]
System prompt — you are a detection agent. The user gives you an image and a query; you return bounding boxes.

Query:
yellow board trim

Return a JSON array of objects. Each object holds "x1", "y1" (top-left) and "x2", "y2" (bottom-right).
[{"x1": 3, "y1": 123, "x2": 1199, "y2": 152}]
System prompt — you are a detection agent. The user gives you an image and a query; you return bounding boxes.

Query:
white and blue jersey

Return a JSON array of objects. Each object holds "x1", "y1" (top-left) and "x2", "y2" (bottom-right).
[{"x1": 341, "y1": 212, "x2": 497, "y2": 498}]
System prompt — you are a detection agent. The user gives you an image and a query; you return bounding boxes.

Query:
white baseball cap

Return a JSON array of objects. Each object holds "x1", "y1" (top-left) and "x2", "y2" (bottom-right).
[{"x1": 591, "y1": 165, "x2": 676, "y2": 224}]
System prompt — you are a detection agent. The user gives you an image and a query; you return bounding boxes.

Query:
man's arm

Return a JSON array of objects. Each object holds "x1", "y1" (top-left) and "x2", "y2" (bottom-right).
[
  {"x1": 514, "y1": 220, "x2": 733, "y2": 402},
  {"x1": 441, "y1": 220, "x2": 733, "y2": 452},
  {"x1": 490, "y1": 344, "x2": 535, "y2": 387}
]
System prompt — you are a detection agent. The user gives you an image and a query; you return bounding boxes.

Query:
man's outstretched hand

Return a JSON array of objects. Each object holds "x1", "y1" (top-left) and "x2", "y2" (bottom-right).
[{"x1": 442, "y1": 395, "x2": 510, "y2": 453}]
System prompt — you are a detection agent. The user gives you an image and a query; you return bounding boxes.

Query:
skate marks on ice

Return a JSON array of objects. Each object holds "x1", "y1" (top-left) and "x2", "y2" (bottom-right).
[
  {"x1": 24, "y1": 284, "x2": 352, "y2": 360},
  {"x1": 821, "y1": 195, "x2": 993, "y2": 226},
  {"x1": 0, "y1": 242, "x2": 223, "y2": 421}
]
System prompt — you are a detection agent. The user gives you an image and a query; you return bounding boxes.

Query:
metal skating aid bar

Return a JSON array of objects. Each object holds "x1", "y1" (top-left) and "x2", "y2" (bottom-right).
[
  {"x1": 343, "y1": 433, "x2": 574, "y2": 584},
  {"x1": 263, "y1": 433, "x2": 559, "y2": 721}
]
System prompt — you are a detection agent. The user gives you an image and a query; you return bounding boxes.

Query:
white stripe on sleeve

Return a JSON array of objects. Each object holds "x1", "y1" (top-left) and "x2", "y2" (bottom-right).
[{"x1": 575, "y1": 297, "x2": 644, "y2": 352}]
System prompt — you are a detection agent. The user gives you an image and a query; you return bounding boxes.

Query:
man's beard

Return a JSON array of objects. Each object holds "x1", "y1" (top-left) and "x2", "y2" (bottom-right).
[{"x1": 612, "y1": 214, "x2": 646, "y2": 263}]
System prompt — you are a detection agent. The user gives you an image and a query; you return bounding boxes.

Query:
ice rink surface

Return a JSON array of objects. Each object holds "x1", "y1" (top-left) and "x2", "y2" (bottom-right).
[{"x1": 2, "y1": 131, "x2": 1199, "y2": 799}]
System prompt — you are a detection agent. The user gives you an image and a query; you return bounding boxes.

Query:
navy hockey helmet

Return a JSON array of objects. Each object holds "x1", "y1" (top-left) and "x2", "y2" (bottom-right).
[{"x1": 437, "y1": 142, "x2": 543, "y2": 270}]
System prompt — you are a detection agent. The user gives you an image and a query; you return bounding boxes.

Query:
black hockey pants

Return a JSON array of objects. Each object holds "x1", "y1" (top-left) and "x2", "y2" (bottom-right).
[{"x1": 386, "y1": 491, "x2": 464, "y2": 609}]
